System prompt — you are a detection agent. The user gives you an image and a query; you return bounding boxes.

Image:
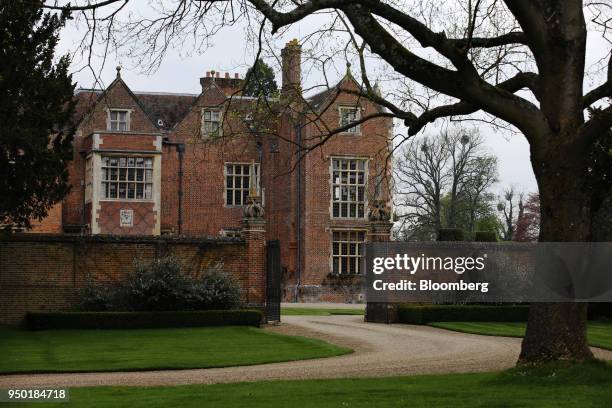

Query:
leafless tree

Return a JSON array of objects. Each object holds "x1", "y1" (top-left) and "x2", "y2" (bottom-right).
[
  {"x1": 395, "y1": 128, "x2": 497, "y2": 239},
  {"x1": 42, "y1": 0, "x2": 612, "y2": 362},
  {"x1": 497, "y1": 186, "x2": 524, "y2": 241}
]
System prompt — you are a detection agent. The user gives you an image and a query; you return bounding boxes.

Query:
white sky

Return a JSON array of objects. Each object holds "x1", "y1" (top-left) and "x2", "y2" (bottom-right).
[{"x1": 55, "y1": 4, "x2": 611, "y2": 196}]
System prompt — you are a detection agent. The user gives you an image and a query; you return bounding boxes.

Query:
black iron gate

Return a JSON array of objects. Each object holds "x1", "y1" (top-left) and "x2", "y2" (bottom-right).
[{"x1": 265, "y1": 240, "x2": 281, "y2": 322}]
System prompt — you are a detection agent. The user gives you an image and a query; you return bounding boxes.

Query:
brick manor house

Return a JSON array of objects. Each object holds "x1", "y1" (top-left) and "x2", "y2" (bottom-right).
[{"x1": 31, "y1": 40, "x2": 393, "y2": 302}]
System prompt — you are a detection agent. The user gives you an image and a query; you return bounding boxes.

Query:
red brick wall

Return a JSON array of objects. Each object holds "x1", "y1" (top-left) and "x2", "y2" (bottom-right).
[
  {"x1": 95, "y1": 133, "x2": 159, "y2": 151},
  {"x1": 162, "y1": 87, "x2": 265, "y2": 236},
  {"x1": 96, "y1": 201, "x2": 157, "y2": 235},
  {"x1": 28, "y1": 203, "x2": 63, "y2": 234},
  {"x1": 288, "y1": 79, "x2": 393, "y2": 302},
  {"x1": 0, "y1": 234, "x2": 264, "y2": 325}
]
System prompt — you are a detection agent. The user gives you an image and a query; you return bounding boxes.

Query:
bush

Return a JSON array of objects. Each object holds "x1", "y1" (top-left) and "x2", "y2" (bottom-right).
[
  {"x1": 397, "y1": 304, "x2": 530, "y2": 324},
  {"x1": 187, "y1": 273, "x2": 242, "y2": 310},
  {"x1": 473, "y1": 231, "x2": 498, "y2": 242},
  {"x1": 437, "y1": 228, "x2": 465, "y2": 241},
  {"x1": 125, "y1": 256, "x2": 193, "y2": 311},
  {"x1": 79, "y1": 256, "x2": 242, "y2": 312},
  {"x1": 78, "y1": 282, "x2": 115, "y2": 312},
  {"x1": 26, "y1": 310, "x2": 263, "y2": 330}
]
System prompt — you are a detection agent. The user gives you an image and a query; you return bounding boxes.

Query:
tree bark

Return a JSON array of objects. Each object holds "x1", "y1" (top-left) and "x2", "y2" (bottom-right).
[
  {"x1": 520, "y1": 303, "x2": 592, "y2": 362},
  {"x1": 519, "y1": 141, "x2": 594, "y2": 363}
]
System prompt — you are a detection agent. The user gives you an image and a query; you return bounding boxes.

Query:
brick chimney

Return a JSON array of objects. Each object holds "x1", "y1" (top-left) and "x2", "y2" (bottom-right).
[
  {"x1": 200, "y1": 70, "x2": 244, "y2": 96},
  {"x1": 281, "y1": 39, "x2": 302, "y2": 99}
]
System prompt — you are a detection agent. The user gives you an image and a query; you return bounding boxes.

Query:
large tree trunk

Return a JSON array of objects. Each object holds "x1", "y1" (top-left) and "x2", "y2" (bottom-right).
[
  {"x1": 520, "y1": 303, "x2": 592, "y2": 362},
  {"x1": 519, "y1": 144, "x2": 594, "y2": 363}
]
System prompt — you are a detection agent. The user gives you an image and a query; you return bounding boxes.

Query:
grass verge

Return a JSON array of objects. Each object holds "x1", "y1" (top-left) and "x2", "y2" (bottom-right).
[
  {"x1": 429, "y1": 321, "x2": 612, "y2": 350},
  {"x1": 5, "y1": 361, "x2": 612, "y2": 407},
  {"x1": 0, "y1": 326, "x2": 351, "y2": 374}
]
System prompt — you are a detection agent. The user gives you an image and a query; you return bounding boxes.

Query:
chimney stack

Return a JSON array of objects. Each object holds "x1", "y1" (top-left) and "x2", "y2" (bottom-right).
[
  {"x1": 281, "y1": 39, "x2": 302, "y2": 99},
  {"x1": 200, "y1": 70, "x2": 245, "y2": 95}
]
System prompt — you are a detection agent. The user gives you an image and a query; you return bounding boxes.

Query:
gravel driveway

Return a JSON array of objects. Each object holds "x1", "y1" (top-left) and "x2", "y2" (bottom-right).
[{"x1": 1, "y1": 315, "x2": 610, "y2": 388}]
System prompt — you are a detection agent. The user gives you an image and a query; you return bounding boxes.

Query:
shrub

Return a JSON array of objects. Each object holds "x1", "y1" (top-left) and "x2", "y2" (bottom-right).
[
  {"x1": 125, "y1": 256, "x2": 192, "y2": 311},
  {"x1": 79, "y1": 256, "x2": 242, "y2": 312},
  {"x1": 187, "y1": 272, "x2": 242, "y2": 310},
  {"x1": 78, "y1": 282, "x2": 115, "y2": 311},
  {"x1": 26, "y1": 310, "x2": 263, "y2": 330},
  {"x1": 473, "y1": 231, "x2": 498, "y2": 242},
  {"x1": 397, "y1": 304, "x2": 530, "y2": 324},
  {"x1": 437, "y1": 228, "x2": 465, "y2": 241}
]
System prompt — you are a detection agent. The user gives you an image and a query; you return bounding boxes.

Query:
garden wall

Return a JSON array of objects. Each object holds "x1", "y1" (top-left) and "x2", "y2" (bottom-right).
[{"x1": 0, "y1": 233, "x2": 265, "y2": 325}]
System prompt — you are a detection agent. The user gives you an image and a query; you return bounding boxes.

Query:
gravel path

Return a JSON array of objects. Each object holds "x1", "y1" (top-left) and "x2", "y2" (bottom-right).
[{"x1": 1, "y1": 315, "x2": 611, "y2": 388}]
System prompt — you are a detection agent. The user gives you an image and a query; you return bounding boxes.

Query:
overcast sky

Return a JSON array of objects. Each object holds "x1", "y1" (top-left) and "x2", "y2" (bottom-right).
[{"x1": 55, "y1": 5, "x2": 610, "y2": 196}]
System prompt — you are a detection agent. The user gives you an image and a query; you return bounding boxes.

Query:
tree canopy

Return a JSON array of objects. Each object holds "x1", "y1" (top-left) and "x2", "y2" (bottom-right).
[
  {"x1": 395, "y1": 129, "x2": 498, "y2": 240},
  {"x1": 243, "y1": 58, "x2": 279, "y2": 98},
  {"x1": 0, "y1": 2, "x2": 75, "y2": 228}
]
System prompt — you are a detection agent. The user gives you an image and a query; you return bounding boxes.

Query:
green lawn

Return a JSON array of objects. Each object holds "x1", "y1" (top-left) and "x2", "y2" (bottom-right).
[
  {"x1": 281, "y1": 307, "x2": 364, "y2": 316},
  {"x1": 429, "y1": 321, "x2": 612, "y2": 350},
  {"x1": 0, "y1": 326, "x2": 351, "y2": 374},
  {"x1": 5, "y1": 362, "x2": 612, "y2": 407}
]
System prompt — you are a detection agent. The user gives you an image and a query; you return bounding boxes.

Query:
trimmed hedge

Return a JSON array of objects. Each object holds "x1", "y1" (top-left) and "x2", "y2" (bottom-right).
[
  {"x1": 437, "y1": 228, "x2": 465, "y2": 242},
  {"x1": 473, "y1": 230, "x2": 498, "y2": 242},
  {"x1": 26, "y1": 310, "x2": 263, "y2": 330},
  {"x1": 589, "y1": 303, "x2": 612, "y2": 320},
  {"x1": 397, "y1": 305, "x2": 530, "y2": 325}
]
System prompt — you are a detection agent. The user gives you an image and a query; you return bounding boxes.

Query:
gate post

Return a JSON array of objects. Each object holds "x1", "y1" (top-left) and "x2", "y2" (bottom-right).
[
  {"x1": 365, "y1": 199, "x2": 396, "y2": 323},
  {"x1": 242, "y1": 170, "x2": 266, "y2": 309}
]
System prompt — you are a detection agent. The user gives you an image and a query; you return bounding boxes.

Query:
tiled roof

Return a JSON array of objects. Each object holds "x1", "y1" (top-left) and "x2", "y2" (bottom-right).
[
  {"x1": 73, "y1": 88, "x2": 281, "y2": 131},
  {"x1": 134, "y1": 92, "x2": 197, "y2": 130},
  {"x1": 74, "y1": 88, "x2": 198, "y2": 130}
]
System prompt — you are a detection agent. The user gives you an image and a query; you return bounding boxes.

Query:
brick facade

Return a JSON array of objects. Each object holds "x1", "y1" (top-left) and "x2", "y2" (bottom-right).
[
  {"x1": 29, "y1": 40, "x2": 393, "y2": 303},
  {"x1": 0, "y1": 233, "x2": 264, "y2": 325}
]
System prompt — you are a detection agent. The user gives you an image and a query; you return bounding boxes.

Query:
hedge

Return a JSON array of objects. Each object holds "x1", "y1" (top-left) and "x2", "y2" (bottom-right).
[
  {"x1": 473, "y1": 230, "x2": 498, "y2": 242},
  {"x1": 397, "y1": 305, "x2": 530, "y2": 324},
  {"x1": 437, "y1": 228, "x2": 465, "y2": 242},
  {"x1": 588, "y1": 303, "x2": 612, "y2": 320},
  {"x1": 26, "y1": 309, "x2": 263, "y2": 330}
]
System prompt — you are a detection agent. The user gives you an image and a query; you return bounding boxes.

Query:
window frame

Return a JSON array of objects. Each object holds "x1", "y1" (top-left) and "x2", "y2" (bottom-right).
[
  {"x1": 201, "y1": 108, "x2": 222, "y2": 138},
  {"x1": 224, "y1": 162, "x2": 261, "y2": 207},
  {"x1": 330, "y1": 229, "x2": 367, "y2": 275},
  {"x1": 330, "y1": 157, "x2": 368, "y2": 219},
  {"x1": 338, "y1": 105, "x2": 361, "y2": 134},
  {"x1": 100, "y1": 155, "x2": 154, "y2": 202},
  {"x1": 107, "y1": 109, "x2": 130, "y2": 132}
]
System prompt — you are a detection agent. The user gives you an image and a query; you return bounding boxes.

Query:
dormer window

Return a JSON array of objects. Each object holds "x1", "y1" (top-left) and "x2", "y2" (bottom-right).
[
  {"x1": 339, "y1": 106, "x2": 360, "y2": 134},
  {"x1": 202, "y1": 109, "x2": 221, "y2": 138},
  {"x1": 108, "y1": 109, "x2": 129, "y2": 131}
]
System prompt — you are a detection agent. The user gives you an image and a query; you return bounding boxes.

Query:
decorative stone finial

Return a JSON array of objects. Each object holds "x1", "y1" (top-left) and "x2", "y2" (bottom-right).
[
  {"x1": 368, "y1": 199, "x2": 391, "y2": 222},
  {"x1": 243, "y1": 195, "x2": 265, "y2": 218},
  {"x1": 116, "y1": 66, "x2": 121, "y2": 78},
  {"x1": 373, "y1": 81, "x2": 381, "y2": 96},
  {"x1": 243, "y1": 161, "x2": 264, "y2": 218}
]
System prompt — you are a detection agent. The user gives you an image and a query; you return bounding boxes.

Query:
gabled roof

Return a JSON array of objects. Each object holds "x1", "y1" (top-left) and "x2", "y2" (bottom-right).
[
  {"x1": 73, "y1": 74, "x2": 282, "y2": 133},
  {"x1": 74, "y1": 87, "x2": 197, "y2": 131},
  {"x1": 305, "y1": 69, "x2": 386, "y2": 114}
]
